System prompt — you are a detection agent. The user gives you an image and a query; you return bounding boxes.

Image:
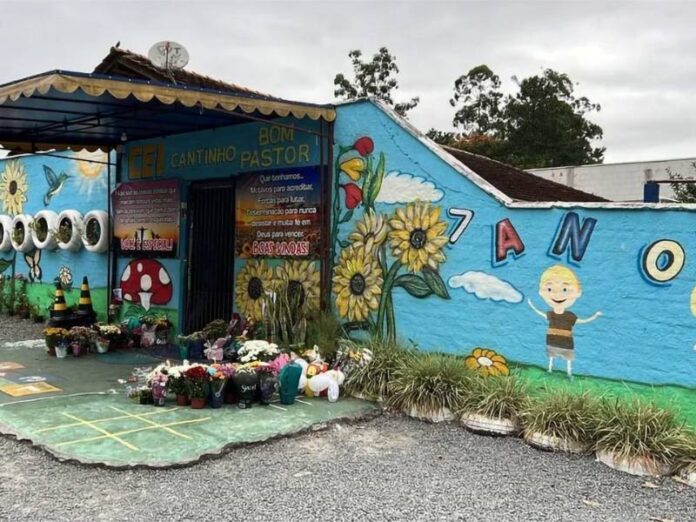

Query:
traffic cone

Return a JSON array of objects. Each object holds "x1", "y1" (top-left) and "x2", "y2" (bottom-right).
[
  {"x1": 75, "y1": 276, "x2": 95, "y2": 321},
  {"x1": 50, "y1": 281, "x2": 68, "y2": 320}
]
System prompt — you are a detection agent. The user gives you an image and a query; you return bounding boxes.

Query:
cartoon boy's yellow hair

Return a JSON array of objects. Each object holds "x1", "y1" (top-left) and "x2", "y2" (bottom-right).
[{"x1": 539, "y1": 265, "x2": 581, "y2": 291}]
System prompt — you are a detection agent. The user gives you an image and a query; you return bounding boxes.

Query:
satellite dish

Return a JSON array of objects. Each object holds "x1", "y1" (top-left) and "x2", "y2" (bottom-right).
[{"x1": 148, "y1": 41, "x2": 189, "y2": 71}]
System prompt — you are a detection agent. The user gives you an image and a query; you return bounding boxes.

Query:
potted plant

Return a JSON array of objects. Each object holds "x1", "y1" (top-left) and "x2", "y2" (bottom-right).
[
  {"x1": 237, "y1": 339, "x2": 280, "y2": 364},
  {"x1": 68, "y1": 326, "x2": 96, "y2": 357},
  {"x1": 521, "y1": 391, "x2": 597, "y2": 454},
  {"x1": 184, "y1": 365, "x2": 210, "y2": 409},
  {"x1": 94, "y1": 323, "x2": 122, "y2": 353},
  {"x1": 150, "y1": 371, "x2": 168, "y2": 407},
  {"x1": 208, "y1": 364, "x2": 229, "y2": 408},
  {"x1": 233, "y1": 366, "x2": 259, "y2": 409},
  {"x1": 44, "y1": 327, "x2": 69, "y2": 357},
  {"x1": 168, "y1": 365, "x2": 190, "y2": 405},
  {"x1": 458, "y1": 375, "x2": 529, "y2": 436},
  {"x1": 138, "y1": 386, "x2": 153, "y2": 405},
  {"x1": 386, "y1": 352, "x2": 468, "y2": 423},
  {"x1": 256, "y1": 364, "x2": 278, "y2": 405},
  {"x1": 592, "y1": 398, "x2": 693, "y2": 477}
]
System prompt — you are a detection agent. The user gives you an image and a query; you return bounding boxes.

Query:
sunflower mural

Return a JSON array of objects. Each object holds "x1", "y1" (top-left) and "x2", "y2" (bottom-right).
[
  {"x1": 0, "y1": 160, "x2": 28, "y2": 216},
  {"x1": 332, "y1": 137, "x2": 450, "y2": 340},
  {"x1": 234, "y1": 259, "x2": 274, "y2": 321},
  {"x1": 275, "y1": 259, "x2": 321, "y2": 311},
  {"x1": 465, "y1": 348, "x2": 510, "y2": 376}
]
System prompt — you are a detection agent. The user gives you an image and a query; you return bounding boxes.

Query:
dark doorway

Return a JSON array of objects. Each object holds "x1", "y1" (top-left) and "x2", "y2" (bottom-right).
[{"x1": 184, "y1": 181, "x2": 235, "y2": 332}]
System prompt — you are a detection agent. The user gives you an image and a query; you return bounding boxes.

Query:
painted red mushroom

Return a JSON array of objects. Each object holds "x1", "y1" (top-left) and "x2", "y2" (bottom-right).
[{"x1": 120, "y1": 259, "x2": 173, "y2": 311}]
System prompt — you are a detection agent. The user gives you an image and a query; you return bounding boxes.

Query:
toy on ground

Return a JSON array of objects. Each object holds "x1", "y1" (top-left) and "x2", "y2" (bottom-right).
[
  {"x1": 305, "y1": 370, "x2": 345, "y2": 402},
  {"x1": 291, "y1": 355, "x2": 309, "y2": 391}
]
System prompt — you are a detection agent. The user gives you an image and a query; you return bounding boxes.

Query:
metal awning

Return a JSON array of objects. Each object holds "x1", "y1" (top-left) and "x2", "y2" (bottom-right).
[{"x1": 0, "y1": 71, "x2": 336, "y2": 152}]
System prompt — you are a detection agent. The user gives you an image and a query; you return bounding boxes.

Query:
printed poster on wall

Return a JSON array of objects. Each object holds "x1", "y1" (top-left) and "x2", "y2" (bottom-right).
[
  {"x1": 112, "y1": 179, "x2": 179, "y2": 257},
  {"x1": 235, "y1": 166, "x2": 322, "y2": 259}
]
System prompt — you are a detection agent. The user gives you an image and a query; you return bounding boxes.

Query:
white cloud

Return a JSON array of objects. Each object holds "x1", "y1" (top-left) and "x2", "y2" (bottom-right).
[
  {"x1": 376, "y1": 171, "x2": 444, "y2": 204},
  {"x1": 448, "y1": 271, "x2": 523, "y2": 304}
]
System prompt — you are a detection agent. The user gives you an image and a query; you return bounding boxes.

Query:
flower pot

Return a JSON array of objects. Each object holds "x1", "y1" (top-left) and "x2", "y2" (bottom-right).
[
  {"x1": 596, "y1": 450, "x2": 672, "y2": 477},
  {"x1": 178, "y1": 344, "x2": 190, "y2": 361},
  {"x1": 224, "y1": 389, "x2": 237, "y2": 405},
  {"x1": 279, "y1": 363, "x2": 302, "y2": 405},
  {"x1": 71, "y1": 343, "x2": 83, "y2": 357},
  {"x1": 46, "y1": 345, "x2": 56, "y2": 357},
  {"x1": 460, "y1": 413, "x2": 519, "y2": 436},
  {"x1": 155, "y1": 328, "x2": 169, "y2": 345},
  {"x1": 190, "y1": 397, "x2": 206, "y2": 409},
  {"x1": 209, "y1": 391, "x2": 224, "y2": 409},
  {"x1": 405, "y1": 406, "x2": 455, "y2": 423},
  {"x1": 524, "y1": 432, "x2": 588, "y2": 454},
  {"x1": 55, "y1": 342, "x2": 69, "y2": 359},
  {"x1": 95, "y1": 339, "x2": 110, "y2": 354},
  {"x1": 257, "y1": 372, "x2": 277, "y2": 405},
  {"x1": 175, "y1": 394, "x2": 190, "y2": 406},
  {"x1": 139, "y1": 395, "x2": 154, "y2": 405},
  {"x1": 189, "y1": 339, "x2": 205, "y2": 360},
  {"x1": 151, "y1": 383, "x2": 167, "y2": 407},
  {"x1": 234, "y1": 371, "x2": 259, "y2": 409}
]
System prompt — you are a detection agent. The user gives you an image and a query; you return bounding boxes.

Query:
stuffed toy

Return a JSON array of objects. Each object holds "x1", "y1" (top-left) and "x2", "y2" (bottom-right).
[
  {"x1": 292, "y1": 357, "x2": 309, "y2": 391},
  {"x1": 306, "y1": 370, "x2": 345, "y2": 402},
  {"x1": 204, "y1": 338, "x2": 225, "y2": 362}
]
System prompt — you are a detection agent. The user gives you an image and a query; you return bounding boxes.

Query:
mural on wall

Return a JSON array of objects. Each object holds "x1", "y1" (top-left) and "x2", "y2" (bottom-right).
[
  {"x1": 0, "y1": 160, "x2": 28, "y2": 215},
  {"x1": 527, "y1": 265, "x2": 602, "y2": 378},
  {"x1": 332, "y1": 136, "x2": 450, "y2": 340},
  {"x1": 119, "y1": 259, "x2": 173, "y2": 312},
  {"x1": 24, "y1": 249, "x2": 42, "y2": 282},
  {"x1": 465, "y1": 348, "x2": 510, "y2": 376},
  {"x1": 42, "y1": 165, "x2": 70, "y2": 206},
  {"x1": 234, "y1": 259, "x2": 321, "y2": 322}
]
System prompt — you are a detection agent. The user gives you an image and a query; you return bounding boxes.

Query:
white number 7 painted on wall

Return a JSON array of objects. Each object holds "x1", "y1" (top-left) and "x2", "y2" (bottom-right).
[{"x1": 448, "y1": 208, "x2": 474, "y2": 244}]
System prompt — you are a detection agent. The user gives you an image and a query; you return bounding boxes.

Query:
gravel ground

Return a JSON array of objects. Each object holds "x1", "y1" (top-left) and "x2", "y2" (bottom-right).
[
  {"x1": 0, "y1": 414, "x2": 694, "y2": 522},
  {"x1": 0, "y1": 315, "x2": 44, "y2": 344}
]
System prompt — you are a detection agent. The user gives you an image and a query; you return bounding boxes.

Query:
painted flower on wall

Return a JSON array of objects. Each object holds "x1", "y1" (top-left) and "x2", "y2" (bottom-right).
[
  {"x1": 235, "y1": 260, "x2": 274, "y2": 321},
  {"x1": 339, "y1": 157, "x2": 366, "y2": 181},
  {"x1": 349, "y1": 210, "x2": 387, "y2": 253},
  {"x1": 57, "y1": 266, "x2": 73, "y2": 290},
  {"x1": 465, "y1": 348, "x2": 510, "y2": 377},
  {"x1": 275, "y1": 259, "x2": 320, "y2": 311},
  {"x1": 0, "y1": 160, "x2": 28, "y2": 216},
  {"x1": 333, "y1": 245, "x2": 383, "y2": 321},
  {"x1": 389, "y1": 201, "x2": 448, "y2": 273}
]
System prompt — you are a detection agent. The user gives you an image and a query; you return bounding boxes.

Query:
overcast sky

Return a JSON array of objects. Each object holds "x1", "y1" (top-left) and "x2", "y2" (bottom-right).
[{"x1": 2, "y1": 0, "x2": 695, "y2": 163}]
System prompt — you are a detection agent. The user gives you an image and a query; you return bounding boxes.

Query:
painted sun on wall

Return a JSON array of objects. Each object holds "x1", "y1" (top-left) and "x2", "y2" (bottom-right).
[{"x1": 332, "y1": 137, "x2": 450, "y2": 340}]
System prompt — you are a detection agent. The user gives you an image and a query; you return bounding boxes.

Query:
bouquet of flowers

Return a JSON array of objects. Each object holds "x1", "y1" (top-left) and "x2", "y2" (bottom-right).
[
  {"x1": 238, "y1": 340, "x2": 279, "y2": 363},
  {"x1": 43, "y1": 327, "x2": 70, "y2": 349},
  {"x1": 208, "y1": 363, "x2": 231, "y2": 397},
  {"x1": 68, "y1": 326, "x2": 96, "y2": 349},
  {"x1": 95, "y1": 323, "x2": 123, "y2": 342},
  {"x1": 166, "y1": 364, "x2": 189, "y2": 396},
  {"x1": 184, "y1": 365, "x2": 210, "y2": 399}
]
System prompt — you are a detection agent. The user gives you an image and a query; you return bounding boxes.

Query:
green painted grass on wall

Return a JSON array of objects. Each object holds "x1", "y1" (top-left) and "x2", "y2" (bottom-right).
[{"x1": 26, "y1": 283, "x2": 108, "y2": 322}]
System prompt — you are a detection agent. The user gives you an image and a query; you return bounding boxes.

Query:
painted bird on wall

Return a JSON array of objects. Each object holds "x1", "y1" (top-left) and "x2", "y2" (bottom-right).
[{"x1": 42, "y1": 165, "x2": 70, "y2": 206}]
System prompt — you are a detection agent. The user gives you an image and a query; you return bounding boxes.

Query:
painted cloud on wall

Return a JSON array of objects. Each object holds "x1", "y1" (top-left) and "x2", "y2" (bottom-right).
[
  {"x1": 449, "y1": 270, "x2": 523, "y2": 304},
  {"x1": 375, "y1": 171, "x2": 444, "y2": 204}
]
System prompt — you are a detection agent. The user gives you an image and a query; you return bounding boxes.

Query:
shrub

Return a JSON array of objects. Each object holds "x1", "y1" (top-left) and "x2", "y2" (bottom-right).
[
  {"x1": 458, "y1": 374, "x2": 529, "y2": 420},
  {"x1": 306, "y1": 309, "x2": 344, "y2": 361},
  {"x1": 344, "y1": 339, "x2": 414, "y2": 400},
  {"x1": 386, "y1": 352, "x2": 470, "y2": 414},
  {"x1": 521, "y1": 391, "x2": 599, "y2": 446},
  {"x1": 592, "y1": 398, "x2": 695, "y2": 468}
]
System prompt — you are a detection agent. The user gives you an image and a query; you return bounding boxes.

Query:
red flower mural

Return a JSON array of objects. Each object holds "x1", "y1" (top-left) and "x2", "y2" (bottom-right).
[
  {"x1": 341, "y1": 183, "x2": 363, "y2": 209},
  {"x1": 353, "y1": 137, "x2": 374, "y2": 157}
]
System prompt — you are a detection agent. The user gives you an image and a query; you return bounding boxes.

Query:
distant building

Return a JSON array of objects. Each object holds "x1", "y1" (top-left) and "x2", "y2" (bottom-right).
[{"x1": 528, "y1": 158, "x2": 696, "y2": 202}]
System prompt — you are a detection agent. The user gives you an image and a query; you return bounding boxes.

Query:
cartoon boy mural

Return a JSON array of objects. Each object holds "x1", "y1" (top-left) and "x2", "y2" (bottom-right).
[{"x1": 527, "y1": 265, "x2": 602, "y2": 378}]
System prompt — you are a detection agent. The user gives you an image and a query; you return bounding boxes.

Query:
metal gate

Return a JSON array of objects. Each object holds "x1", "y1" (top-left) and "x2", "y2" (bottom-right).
[{"x1": 184, "y1": 181, "x2": 236, "y2": 333}]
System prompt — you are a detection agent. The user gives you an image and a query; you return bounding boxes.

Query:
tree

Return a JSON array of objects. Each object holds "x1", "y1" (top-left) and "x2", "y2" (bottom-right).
[
  {"x1": 667, "y1": 163, "x2": 696, "y2": 203},
  {"x1": 334, "y1": 47, "x2": 419, "y2": 117},
  {"x1": 440, "y1": 66, "x2": 605, "y2": 169},
  {"x1": 450, "y1": 65, "x2": 503, "y2": 135}
]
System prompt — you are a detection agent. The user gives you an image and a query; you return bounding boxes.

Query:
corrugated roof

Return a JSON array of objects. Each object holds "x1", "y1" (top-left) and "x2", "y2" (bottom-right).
[{"x1": 443, "y1": 146, "x2": 608, "y2": 203}]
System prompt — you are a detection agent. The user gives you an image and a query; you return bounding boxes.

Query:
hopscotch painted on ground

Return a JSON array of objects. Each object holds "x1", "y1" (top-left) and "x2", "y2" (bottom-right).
[{"x1": 36, "y1": 407, "x2": 211, "y2": 452}]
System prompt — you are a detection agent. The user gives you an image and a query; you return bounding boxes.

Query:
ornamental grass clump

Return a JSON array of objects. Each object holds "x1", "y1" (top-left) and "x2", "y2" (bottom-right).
[
  {"x1": 592, "y1": 398, "x2": 695, "y2": 472},
  {"x1": 344, "y1": 339, "x2": 414, "y2": 401},
  {"x1": 386, "y1": 352, "x2": 471, "y2": 418},
  {"x1": 521, "y1": 391, "x2": 599, "y2": 451},
  {"x1": 459, "y1": 374, "x2": 529, "y2": 421}
]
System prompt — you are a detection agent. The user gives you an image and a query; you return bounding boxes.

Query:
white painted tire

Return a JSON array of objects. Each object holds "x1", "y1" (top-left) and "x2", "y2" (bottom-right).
[
  {"x1": 10, "y1": 214, "x2": 35, "y2": 253},
  {"x1": 460, "y1": 413, "x2": 519, "y2": 436},
  {"x1": 596, "y1": 450, "x2": 672, "y2": 477},
  {"x1": 56, "y1": 210, "x2": 83, "y2": 252},
  {"x1": 680, "y1": 467, "x2": 696, "y2": 488},
  {"x1": 405, "y1": 406, "x2": 455, "y2": 423},
  {"x1": 0, "y1": 215, "x2": 11, "y2": 252},
  {"x1": 82, "y1": 210, "x2": 109, "y2": 253},
  {"x1": 524, "y1": 432, "x2": 588, "y2": 454},
  {"x1": 32, "y1": 210, "x2": 59, "y2": 250}
]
